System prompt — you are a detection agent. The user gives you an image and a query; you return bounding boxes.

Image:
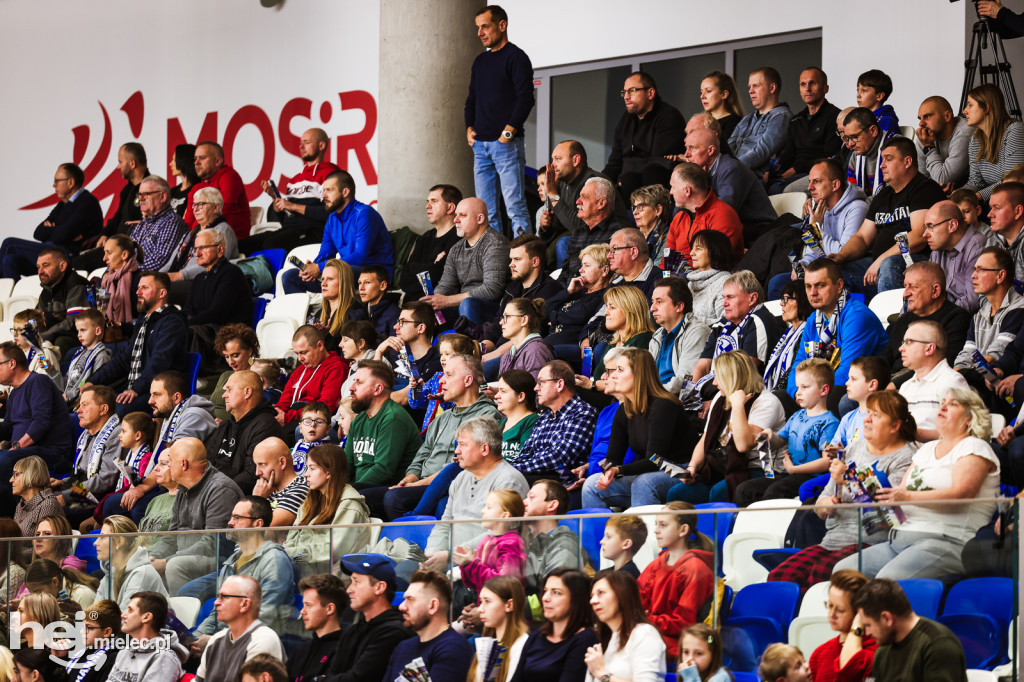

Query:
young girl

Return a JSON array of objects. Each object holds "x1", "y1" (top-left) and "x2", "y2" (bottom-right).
[
  {"x1": 678, "y1": 624, "x2": 732, "y2": 682},
  {"x1": 637, "y1": 501, "x2": 716, "y2": 661},
  {"x1": 251, "y1": 358, "x2": 283, "y2": 406},
  {"x1": 759, "y1": 644, "x2": 811, "y2": 682},
  {"x1": 335, "y1": 397, "x2": 356, "y2": 447},
  {"x1": 467, "y1": 576, "x2": 530, "y2": 682},
  {"x1": 453, "y1": 489, "x2": 527, "y2": 594}
]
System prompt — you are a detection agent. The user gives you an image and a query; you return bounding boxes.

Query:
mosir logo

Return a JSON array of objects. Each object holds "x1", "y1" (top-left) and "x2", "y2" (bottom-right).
[
  {"x1": 19, "y1": 90, "x2": 378, "y2": 220},
  {"x1": 10, "y1": 609, "x2": 166, "y2": 669}
]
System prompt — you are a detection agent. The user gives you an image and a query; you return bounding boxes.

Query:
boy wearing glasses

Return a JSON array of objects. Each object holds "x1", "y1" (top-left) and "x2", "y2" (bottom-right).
[{"x1": 292, "y1": 401, "x2": 333, "y2": 476}]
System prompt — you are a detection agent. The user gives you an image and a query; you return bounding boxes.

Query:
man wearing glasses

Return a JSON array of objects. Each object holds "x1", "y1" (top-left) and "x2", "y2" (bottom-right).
[
  {"x1": 603, "y1": 71, "x2": 685, "y2": 203},
  {"x1": 898, "y1": 320, "x2": 969, "y2": 442},
  {"x1": 841, "y1": 108, "x2": 893, "y2": 197},
  {"x1": 128, "y1": 174, "x2": 190, "y2": 271},
  {"x1": 185, "y1": 140, "x2": 251, "y2": 240},
  {"x1": 183, "y1": 227, "x2": 253, "y2": 364},
  {"x1": 924, "y1": 201, "x2": 986, "y2": 312},
  {"x1": 205, "y1": 370, "x2": 280, "y2": 492},
  {"x1": 195, "y1": 575, "x2": 284, "y2": 682},
  {"x1": 374, "y1": 301, "x2": 441, "y2": 413},
  {"x1": 0, "y1": 161, "x2": 102, "y2": 279}
]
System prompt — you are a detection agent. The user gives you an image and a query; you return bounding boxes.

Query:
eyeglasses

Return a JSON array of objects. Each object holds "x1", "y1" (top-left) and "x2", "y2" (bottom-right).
[
  {"x1": 300, "y1": 418, "x2": 329, "y2": 427},
  {"x1": 901, "y1": 338, "x2": 933, "y2": 347},
  {"x1": 844, "y1": 129, "x2": 866, "y2": 142},
  {"x1": 229, "y1": 514, "x2": 254, "y2": 522},
  {"x1": 215, "y1": 593, "x2": 249, "y2": 601},
  {"x1": 536, "y1": 377, "x2": 558, "y2": 384},
  {"x1": 824, "y1": 601, "x2": 849, "y2": 614},
  {"x1": 631, "y1": 203, "x2": 649, "y2": 213},
  {"x1": 10, "y1": 328, "x2": 24, "y2": 335},
  {"x1": 138, "y1": 190, "x2": 162, "y2": 198},
  {"x1": 780, "y1": 295, "x2": 795, "y2": 304},
  {"x1": 923, "y1": 218, "x2": 953, "y2": 232},
  {"x1": 500, "y1": 314, "x2": 525, "y2": 322},
  {"x1": 194, "y1": 244, "x2": 220, "y2": 251},
  {"x1": 52, "y1": 177, "x2": 72, "y2": 185},
  {"x1": 973, "y1": 265, "x2": 1003, "y2": 273},
  {"x1": 607, "y1": 246, "x2": 635, "y2": 255},
  {"x1": 619, "y1": 87, "x2": 648, "y2": 98},
  {"x1": 396, "y1": 319, "x2": 417, "y2": 326},
  {"x1": 83, "y1": 624, "x2": 105, "y2": 631},
  {"x1": 193, "y1": 201, "x2": 211, "y2": 209}
]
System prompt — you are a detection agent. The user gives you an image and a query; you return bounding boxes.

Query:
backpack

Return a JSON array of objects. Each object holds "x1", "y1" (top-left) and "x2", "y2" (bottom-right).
[
  {"x1": 234, "y1": 255, "x2": 275, "y2": 295},
  {"x1": 390, "y1": 225, "x2": 420, "y2": 291}
]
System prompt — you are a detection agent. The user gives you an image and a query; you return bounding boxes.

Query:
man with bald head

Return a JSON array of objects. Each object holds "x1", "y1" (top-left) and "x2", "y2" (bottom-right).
[
  {"x1": 196, "y1": 574, "x2": 284, "y2": 682},
  {"x1": 186, "y1": 140, "x2": 251, "y2": 239},
  {"x1": 251, "y1": 437, "x2": 308, "y2": 526},
  {"x1": 685, "y1": 127, "x2": 776, "y2": 234},
  {"x1": 772, "y1": 67, "x2": 842, "y2": 193},
  {"x1": 205, "y1": 370, "x2": 280, "y2": 492},
  {"x1": 914, "y1": 96, "x2": 973, "y2": 190},
  {"x1": 898, "y1": 320, "x2": 968, "y2": 441},
  {"x1": 558, "y1": 176, "x2": 626, "y2": 286},
  {"x1": 147, "y1": 437, "x2": 244, "y2": 594},
  {"x1": 926, "y1": 200, "x2": 986, "y2": 312},
  {"x1": 543, "y1": 139, "x2": 629, "y2": 237},
  {"x1": 425, "y1": 196, "x2": 509, "y2": 324}
]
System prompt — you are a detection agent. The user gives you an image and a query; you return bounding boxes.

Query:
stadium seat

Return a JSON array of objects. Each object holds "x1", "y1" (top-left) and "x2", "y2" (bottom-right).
[
  {"x1": 798, "y1": 581, "x2": 831, "y2": 617},
  {"x1": 2, "y1": 294, "x2": 41, "y2": 322},
  {"x1": 0, "y1": 278, "x2": 14, "y2": 299},
  {"x1": 763, "y1": 299, "x2": 784, "y2": 316},
  {"x1": 275, "y1": 244, "x2": 321, "y2": 297},
  {"x1": 185, "y1": 352, "x2": 200, "y2": 395},
  {"x1": 250, "y1": 206, "x2": 265, "y2": 227},
  {"x1": 900, "y1": 125, "x2": 916, "y2": 140},
  {"x1": 769, "y1": 192, "x2": 807, "y2": 218},
  {"x1": 250, "y1": 221, "x2": 283, "y2": 236},
  {"x1": 942, "y1": 613, "x2": 1004, "y2": 669},
  {"x1": 11, "y1": 275, "x2": 41, "y2": 297},
  {"x1": 788, "y1": 616, "x2": 832, "y2": 659},
  {"x1": 867, "y1": 288, "x2": 904, "y2": 328},
  {"x1": 256, "y1": 317, "x2": 300, "y2": 360},
  {"x1": 695, "y1": 502, "x2": 737, "y2": 574},
  {"x1": 392, "y1": 591, "x2": 405, "y2": 606},
  {"x1": 722, "y1": 498, "x2": 800, "y2": 591},
  {"x1": 732, "y1": 673, "x2": 759, "y2": 682},
  {"x1": 939, "y1": 578, "x2": 1014, "y2": 668},
  {"x1": 619, "y1": 504, "x2": 664, "y2": 572},
  {"x1": 991, "y1": 413, "x2": 1006, "y2": 437},
  {"x1": 251, "y1": 297, "x2": 268, "y2": 328},
  {"x1": 751, "y1": 548, "x2": 800, "y2": 572},
  {"x1": 380, "y1": 515, "x2": 436, "y2": 550},
  {"x1": 967, "y1": 670, "x2": 999, "y2": 681},
  {"x1": 74, "y1": 529, "x2": 102, "y2": 574},
  {"x1": 665, "y1": 674, "x2": 676, "y2": 682},
  {"x1": 367, "y1": 517, "x2": 383, "y2": 546},
  {"x1": 265, "y1": 292, "x2": 312, "y2": 326},
  {"x1": 560, "y1": 508, "x2": 610, "y2": 567},
  {"x1": 897, "y1": 578, "x2": 943, "y2": 620},
  {"x1": 87, "y1": 268, "x2": 106, "y2": 282},
  {"x1": 251, "y1": 248, "x2": 286, "y2": 275},
  {"x1": 168, "y1": 596, "x2": 202, "y2": 629},
  {"x1": 193, "y1": 597, "x2": 216, "y2": 633},
  {"x1": 725, "y1": 582, "x2": 801, "y2": 672}
]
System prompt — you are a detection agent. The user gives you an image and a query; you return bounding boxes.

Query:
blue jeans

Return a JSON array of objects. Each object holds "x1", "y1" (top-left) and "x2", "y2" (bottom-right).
[
  {"x1": 101, "y1": 487, "x2": 163, "y2": 523},
  {"x1": 473, "y1": 137, "x2": 531, "y2": 235},
  {"x1": 410, "y1": 462, "x2": 462, "y2": 517},
  {"x1": 555, "y1": 236, "x2": 570, "y2": 270},
  {"x1": 877, "y1": 252, "x2": 928, "y2": 292},
  {"x1": 832, "y1": 530, "x2": 966, "y2": 579},
  {"x1": 178, "y1": 571, "x2": 218, "y2": 602},
  {"x1": 282, "y1": 268, "x2": 321, "y2": 295},
  {"x1": 581, "y1": 471, "x2": 681, "y2": 509},
  {"x1": 840, "y1": 257, "x2": 877, "y2": 298},
  {"x1": 455, "y1": 297, "x2": 500, "y2": 326},
  {"x1": 483, "y1": 357, "x2": 501, "y2": 383}
]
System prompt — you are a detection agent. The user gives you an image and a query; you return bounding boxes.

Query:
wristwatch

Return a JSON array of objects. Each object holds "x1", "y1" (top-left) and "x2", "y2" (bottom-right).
[
  {"x1": 548, "y1": 193, "x2": 561, "y2": 203},
  {"x1": 501, "y1": 129, "x2": 513, "y2": 140},
  {"x1": 600, "y1": 674, "x2": 613, "y2": 682},
  {"x1": 852, "y1": 626, "x2": 864, "y2": 637}
]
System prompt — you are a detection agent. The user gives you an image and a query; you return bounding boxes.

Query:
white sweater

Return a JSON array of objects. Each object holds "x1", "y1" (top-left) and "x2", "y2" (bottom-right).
[{"x1": 584, "y1": 623, "x2": 666, "y2": 682}]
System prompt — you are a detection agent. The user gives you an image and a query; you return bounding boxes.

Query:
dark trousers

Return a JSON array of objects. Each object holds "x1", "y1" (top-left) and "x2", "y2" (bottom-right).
[
  {"x1": 238, "y1": 224, "x2": 325, "y2": 256},
  {"x1": 734, "y1": 472, "x2": 816, "y2": 508},
  {"x1": 0, "y1": 238, "x2": 47, "y2": 279},
  {"x1": 359, "y1": 484, "x2": 429, "y2": 521}
]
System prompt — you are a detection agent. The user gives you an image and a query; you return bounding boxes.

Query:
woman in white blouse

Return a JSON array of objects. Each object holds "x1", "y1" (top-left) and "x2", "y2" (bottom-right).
[
  {"x1": 833, "y1": 387, "x2": 1001, "y2": 579},
  {"x1": 584, "y1": 570, "x2": 666, "y2": 682}
]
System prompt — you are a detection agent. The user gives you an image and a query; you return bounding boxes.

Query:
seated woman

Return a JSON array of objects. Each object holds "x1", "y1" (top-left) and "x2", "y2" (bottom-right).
[
  {"x1": 963, "y1": 83, "x2": 1024, "y2": 201},
  {"x1": 285, "y1": 444, "x2": 371, "y2": 576},
  {"x1": 547, "y1": 244, "x2": 613, "y2": 356},
  {"x1": 28, "y1": 516, "x2": 83, "y2": 573},
  {"x1": 582, "y1": 348, "x2": 688, "y2": 509},
  {"x1": 769, "y1": 391, "x2": 917, "y2": 588},
  {"x1": 210, "y1": 324, "x2": 261, "y2": 421},
  {"x1": 21, "y1": 558, "x2": 97, "y2": 615},
  {"x1": 510, "y1": 568, "x2": 598, "y2": 682},
  {"x1": 631, "y1": 184, "x2": 673, "y2": 266},
  {"x1": 498, "y1": 298, "x2": 554, "y2": 379},
  {"x1": 14, "y1": 592, "x2": 63, "y2": 648},
  {"x1": 668, "y1": 351, "x2": 786, "y2": 504},
  {"x1": 763, "y1": 281, "x2": 811, "y2": 394},
  {"x1": 338, "y1": 320, "x2": 379, "y2": 400},
  {"x1": 808, "y1": 570, "x2": 876, "y2": 682},
  {"x1": 64, "y1": 599, "x2": 124, "y2": 682},
  {"x1": 100, "y1": 234, "x2": 143, "y2": 335},
  {"x1": 685, "y1": 230, "x2": 733, "y2": 328},
  {"x1": 576, "y1": 286, "x2": 656, "y2": 393},
  {"x1": 834, "y1": 387, "x2": 1001, "y2": 579},
  {"x1": 12, "y1": 455, "x2": 64, "y2": 537},
  {"x1": 584, "y1": 569, "x2": 666, "y2": 682},
  {"x1": 95, "y1": 515, "x2": 167, "y2": 610},
  {"x1": 468, "y1": 576, "x2": 530, "y2": 682},
  {"x1": 315, "y1": 258, "x2": 358, "y2": 353}
]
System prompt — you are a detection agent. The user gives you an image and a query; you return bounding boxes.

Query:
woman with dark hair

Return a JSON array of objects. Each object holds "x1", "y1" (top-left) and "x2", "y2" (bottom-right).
[
  {"x1": 22, "y1": 557, "x2": 98, "y2": 613},
  {"x1": 467, "y1": 576, "x2": 530, "y2": 682},
  {"x1": 338, "y1": 319, "x2": 379, "y2": 400},
  {"x1": 630, "y1": 185, "x2": 674, "y2": 261},
  {"x1": 169, "y1": 143, "x2": 200, "y2": 217},
  {"x1": 700, "y1": 71, "x2": 744, "y2": 150},
  {"x1": 807, "y1": 570, "x2": 875, "y2": 682},
  {"x1": 685, "y1": 230, "x2": 733, "y2": 327},
  {"x1": 763, "y1": 280, "x2": 812, "y2": 393},
  {"x1": 494, "y1": 369, "x2": 538, "y2": 461},
  {"x1": 963, "y1": 83, "x2": 1024, "y2": 201},
  {"x1": 584, "y1": 569, "x2": 666, "y2": 682},
  {"x1": 100, "y1": 233, "x2": 144, "y2": 330},
  {"x1": 13, "y1": 646, "x2": 64, "y2": 682},
  {"x1": 210, "y1": 323, "x2": 261, "y2": 421},
  {"x1": 498, "y1": 298, "x2": 554, "y2": 378},
  {"x1": 510, "y1": 568, "x2": 598, "y2": 682}
]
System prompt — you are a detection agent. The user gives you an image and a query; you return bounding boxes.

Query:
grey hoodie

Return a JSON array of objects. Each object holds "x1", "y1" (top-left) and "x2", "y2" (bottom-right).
[
  {"x1": 106, "y1": 628, "x2": 189, "y2": 682},
  {"x1": 405, "y1": 396, "x2": 501, "y2": 479},
  {"x1": 162, "y1": 394, "x2": 218, "y2": 444},
  {"x1": 803, "y1": 182, "x2": 869, "y2": 263},
  {"x1": 97, "y1": 545, "x2": 168, "y2": 611}
]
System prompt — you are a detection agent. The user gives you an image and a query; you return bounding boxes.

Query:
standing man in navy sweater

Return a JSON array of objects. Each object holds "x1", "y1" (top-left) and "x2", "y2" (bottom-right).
[{"x1": 465, "y1": 5, "x2": 535, "y2": 237}]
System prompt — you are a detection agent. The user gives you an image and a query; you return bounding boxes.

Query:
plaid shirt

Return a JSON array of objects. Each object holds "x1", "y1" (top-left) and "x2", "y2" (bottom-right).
[
  {"x1": 509, "y1": 394, "x2": 598, "y2": 483},
  {"x1": 130, "y1": 206, "x2": 189, "y2": 270},
  {"x1": 126, "y1": 305, "x2": 167, "y2": 390}
]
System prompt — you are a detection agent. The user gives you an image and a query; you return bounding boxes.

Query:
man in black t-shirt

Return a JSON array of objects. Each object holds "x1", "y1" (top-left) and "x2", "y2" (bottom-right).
[{"x1": 829, "y1": 136, "x2": 945, "y2": 294}]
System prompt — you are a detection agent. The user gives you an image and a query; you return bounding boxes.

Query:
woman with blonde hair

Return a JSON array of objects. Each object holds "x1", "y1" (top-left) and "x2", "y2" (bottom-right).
[
  {"x1": 582, "y1": 348, "x2": 689, "y2": 509},
  {"x1": 15, "y1": 592, "x2": 62, "y2": 648},
  {"x1": 318, "y1": 258, "x2": 358, "y2": 352},
  {"x1": 285, "y1": 444, "x2": 370, "y2": 575},
  {"x1": 669, "y1": 350, "x2": 786, "y2": 504},
  {"x1": 27, "y1": 517, "x2": 83, "y2": 572},
  {"x1": 95, "y1": 515, "x2": 167, "y2": 609},
  {"x1": 467, "y1": 576, "x2": 530, "y2": 682},
  {"x1": 11, "y1": 456, "x2": 63, "y2": 537},
  {"x1": 576, "y1": 285, "x2": 655, "y2": 391},
  {"x1": 547, "y1": 243, "x2": 613, "y2": 348},
  {"x1": 963, "y1": 83, "x2": 1024, "y2": 201},
  {"x1": 833, "y1": 387, "x2": 1001, "y2": 580}
]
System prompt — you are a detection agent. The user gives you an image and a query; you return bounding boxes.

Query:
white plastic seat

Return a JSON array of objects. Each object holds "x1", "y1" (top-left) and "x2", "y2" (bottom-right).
[
  {"x1": 88, "y1": 267, "x2": 106, "y2": 282},
  {"x1": 275, "y1": 244, "x2": 322, "y2": 297},
  {"x1": 763, "y1": 299, "x2": 784, "y2": 317},
  {"x1": 900, "y1": 125, "x2": 916, "y2": 140},
  {"x1": 0, "y1": 279, "x2": 15, "y2": 299},
  {"x1": 991, "y1": 413, "x2": 1006, "y2": 437},
  {"x1": 256, "y1": 317, "x2": 300, "y2": 360},
  {"x1": 769, "y1": 192, "x2": 807, "y2": 218},
  {"x1": 867, "y1": 288, "x2": 905, "y2": 328},
  {"x1": 2, "y1": 294, "x2": 41, "y2": 322},
  {"x1": 368, "y1": 517, "x2": 383, "y2": 548},
  {"x1": 789, "y1": 616, "x2": 833, "y2": 654},
  {"x1": 966, "y1": 670, "x2": 998, "y2": 682},
  {"x1": 12, "y1": 275, "x2": 41, "y2": 297},
  {"x1": 250, "y1": 205, "x2": 265, "y2": 227},
  {"x1": 798, "y1": 581, "x2": 832, "y2": 617},
  {"x1": 265, "y1": 293, "x2": 311, "y2": 326},
  {"x1": 250, "y1": 221, "x2": 283, "y2": 236},
  {"x1": 168, "y1": 596, "x2": 202, "y2": 629},
  {"x1": 722, "y1": 498, "x2": 800, "y2": 591}
]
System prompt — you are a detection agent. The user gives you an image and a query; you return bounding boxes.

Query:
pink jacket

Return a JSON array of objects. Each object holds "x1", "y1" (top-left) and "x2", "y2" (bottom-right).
[{"x1": 460, "y1": 530, "x2": 526, "y2": 593}]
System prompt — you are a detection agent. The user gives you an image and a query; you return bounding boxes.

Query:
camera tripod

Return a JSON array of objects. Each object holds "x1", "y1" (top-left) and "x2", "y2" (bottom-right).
[{"x1": 962, "y1": 13, "x2": 1022, "y2": 119}]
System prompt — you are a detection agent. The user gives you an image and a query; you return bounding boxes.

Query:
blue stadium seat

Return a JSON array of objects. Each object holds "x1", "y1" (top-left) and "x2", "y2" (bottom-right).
[
  {"x1": 732, "y1": 672, "x2": 759, "y2": 682},
  {"x1": 192, "y1": 597, "x2": 216, "y2": 633},
  {"x1": 380, "y1": 516, "x2": 436, "y2": 550},
  {"x1": 392, "y1": 591, "x2": 405, "y2": 606},
  {"x1": 724, "y1": 582, "x2": 801, "y2": 672},
  {"x1": 751, "y1": 548, "x2": 800, "y2": 573},
  {"x1": 559, "y1": 508, "x2": 609, "y2": 566},
  {"x1": 695, "y1": 502, "x2": 736, "y2": 574},
  {"x1": 74, "y1": 529, "x2": 101, "y2": 574},
  {"x1": 665, "y1": 674, "x2": 676, "y2": 682},
  {"x1": 939, "y1": 577, "x2": 1014, "y2": 668},
  {"x1": 940, "y1": 613, "x2": 1004, "y2": 669},
  {"x1": 185, "y1": 352, "x2": 201, "y2": 395},
  {"x1": 252, "y1": 297, "x2": 268, "y2": 327},
  {"x1": 252, "y1": 248, "x2": 286, "y2": 275},
  {"x1": 897, "y1": 579, "x2": 943, "y2": 620}
]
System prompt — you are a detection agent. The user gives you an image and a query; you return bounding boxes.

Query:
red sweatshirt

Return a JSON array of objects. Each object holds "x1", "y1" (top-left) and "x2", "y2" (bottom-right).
[
  {"x1": 666, "y1": 189, "x2": 744, "y2": 266},
  {"x1": 276, "y1": 352, "x2": 349, "y2": 422},
  {"x1": 809, "y1": 634, "x2": 876, "y2": 682},
  {"x1": 637, "y1": 548, "x2": 715, "y2": 660}
]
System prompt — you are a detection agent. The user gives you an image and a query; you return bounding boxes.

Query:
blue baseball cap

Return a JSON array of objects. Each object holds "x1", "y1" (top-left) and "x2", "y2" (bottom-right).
[{"x1": 340, "y1": 553, "x2": 397, "y2": 586}]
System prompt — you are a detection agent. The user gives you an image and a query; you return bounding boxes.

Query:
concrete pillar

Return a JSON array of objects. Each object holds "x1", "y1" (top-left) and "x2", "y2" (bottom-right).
[{"x1": 377, "y1": 0, "x2": 482, "y2": 233}]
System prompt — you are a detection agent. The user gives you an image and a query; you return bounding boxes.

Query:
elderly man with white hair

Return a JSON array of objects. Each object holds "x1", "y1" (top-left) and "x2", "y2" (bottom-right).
[
  {"x1": 557, "y1": 176, "x2": 628, "y2": 286},
  {"x1": 169, "y1": 186, "x2": 239, "y2": 283},
  {"x1": 184, "y1": 227, "x2": 253, "y2": 360},
  {"x1": 128, "y1": 174, "x2": 190, "y2": 271}
]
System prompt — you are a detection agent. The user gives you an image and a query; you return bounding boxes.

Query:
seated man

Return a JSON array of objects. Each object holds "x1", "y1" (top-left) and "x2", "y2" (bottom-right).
[
  {"x1": 557, "y1": 177, "x2": 626, "y2": 286},
  {"x1": 274, "y1": 325, "x2": 348, "y2": 437},
  {"x1": 898, "y1": 320, "x2": 968, "y2": 441},
  {"x1": 649, "y1": 277, "x2": 711, "y2": 393},
  {"x1": 914, "y1": 96, "x2": 973, "y2": 190},
  {"x1": 89, "y1": 272, "x2": 189, "y2": 415},
  {"x1": 354, "y1": 265, "x2": 401, "y2": 342},
  {"x1": 602, "y1": 71, "x2": 685, "y2": 199},
  {"x1": 772, "y1": 67, "x2": 842, "y2": 192},
  {"x1": 147, "y1": 438, "x2": 244, "y2": 594},
  {"x1": 374, "y1": 301, "x2": 442, "y2": 416},
  {"x1": 843, "y1": 108, "x2": 893, "y2": 197},
  {"x1": 190, "y1": 496, "x2": 295, "y2": 644},
  {"x1": 0, "y1": 341, "x2": 75, "y2": 515},
  {"x1": 956, "y1": 246, "x2": 1024, "y2": 377},
  {"x1": 399, "y1": 184, "x2": 463, "y2": 297},
  {"x1": 422, "y1": 196, "x2": 509, "y2": 325},
  {"x1": 728, "y1": 67, "x2": 792, "y2": 174},
  {"x1": 830, "y1": 137, "x2": 945, "y2": 294},
  {"x1": 522, "y1": 479, "x2": 587, "y2": 595},
  {"x1": 287, "y1": 573, "x2": 347, "y2": 681},
  {"x1": 607, "y1": 228, "x2": 663, "y2": 300},
  {"x1": 987, "y1": 181, "x2": 1024, "y2": 283},
  {"x1": 196, "y1": 575, "x2": 284, "y2": 682},
  {"x1": 130, "y1": 175, "x2": 191, "y2": 272},
  {"x1": 107, "y1": 592, "x2": 189, "y2": 682},
  {"x1": 0, "y1": 162, "x2": 102, "y2": 278},
  {"x1": 205, "y1": 370, "x2": 280, "y2": 492},
  {"x1": 926, "y1": 201, "x2": 986, "y2": 312},
  {"x1": 666, "y1": 162, "x2": 744, "y2": 268},
  {"x1": 186, "y1": 141, "x2": 251, "y2": 240},
  {"x1": 545, "y1": 140, "x2": 630, "y2": 248},
  {"x1": 251, "y1": 437, "x2": 309, "y2": 527},
  {"x1": 58, "y1": 385, "x2": 121, "y2": 528},
  {"x1": 283, "y1": 170, "x2": 393, "y2": 294},
  {"x1": 169, "y1": 187, "x2": 240, "y2": 285},
  {"x1": 184, "y1": 228, "x2": 253, "y2": 360},
  {"x1": 35, "y1": 247, "x2": 90, "y2": 355},
  {"x1": 508, "y1": 360, "x2": 598, "y2": 486}
]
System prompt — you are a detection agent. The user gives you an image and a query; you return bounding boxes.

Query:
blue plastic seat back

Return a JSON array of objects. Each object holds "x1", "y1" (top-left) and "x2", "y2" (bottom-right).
[
  {"x1": 729, "y1": 582, "x2": 801, "y2": 629},
  {"x1": 896, "y1": 579, "x2": 944, "y2": 620},
  {"x1": 732, "y1": 672, "x2": 760, "y2": 682},
  {"x1": 74, "y1": 529, "x2": 102, "y2": 574},
  {"x1": 380, "y1": 515, "x2": 436, "y2": 550},
  {"x1": 722, "y1": 620, "x2": 781, "y2": 673},
  {"x1": 251, "y1": 248, "x2": 286, "y2": 275},
  {"x1": 185, "y1": 352, "x2": 201, "y2": 395},
  {"x1": 939, "y1": 613, "x2": 1004, "y2": 669},
  {"x1": 192, "y1": 597, "x2": 217, "y2": 633},
  {"x1": 559, "y1": 508, "x2": 608, "y2": 566},
  {"x1": 252, "y1": 297, "x2": 268, "y2": 327},
  {"x1": 942, "y1": 577, "x2": 1014, "y2": 629},
  {"x1": 392, "y1": 591, "x2": 405, "y2": 606},
  {"x1": 695, "y1": 502, "x2": 736, "y2": 572}
]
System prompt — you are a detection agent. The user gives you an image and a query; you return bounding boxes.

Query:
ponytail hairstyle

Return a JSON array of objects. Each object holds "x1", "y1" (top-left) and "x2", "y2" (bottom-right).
[
  {"x1": 25, "y1": 557, "x2": 99, "y2": 595},
  {"x1": 101, "y1": 516, "x2": 142, "y2": 598},
  {"x1": 121, "y1": 411, "x2": 157, "y2": 450},
  {"x1": 662, "y1": 501, "x2": 714, "y2": 552},
  {"x1": 505, "y1": 298, "x2": 546, "y2": 334},
  {"x1": 108, "y1": 234, "x2": 144, "y2": 265}
]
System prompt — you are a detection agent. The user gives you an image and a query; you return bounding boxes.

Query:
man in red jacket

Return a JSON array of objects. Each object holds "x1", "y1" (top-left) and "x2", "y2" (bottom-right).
[
  {"x1": 275, "y1": 326, "x2": 349, "y2": 442},
  {"x1": 185, "y1": 141, "x2": 251, "y2": 239},
  {"x1": 666, "y1": 161, "x2": 744, "y2": 267}
]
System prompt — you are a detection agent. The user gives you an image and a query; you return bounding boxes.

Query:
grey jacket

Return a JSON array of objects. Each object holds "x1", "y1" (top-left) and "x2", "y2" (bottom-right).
[
  {"x1": 162, "y1": 394, "x2": 218, "y2": 444},
  {"x1": 147, "y1": 465, "x2": 243, "y2": 560},
  {"x1": 107, "y1": 628, "x2": 189, "y2": 682},
  {"x1": 728, "y1": 104, "x2": 793, "y2": 173},
  {"x1": 406, "y1": 397, "x2": 501, "y2": 479},
  {"x1": 686, "y1": 269, "x2": 729, "y2": 328},
  {"x1": 914, "y1": 116, "x2": 973, "y2": 187},
  {"x1": 195, "y1": 539, "x2": 295, "y2": 635},
  {"x1": 97, "y1": 545, "x2": 168, "y2": 610},
  {"x1": 649, "y1": 313, "x2": 713, "y2": 394},
  {"x1": 955, "y1": 288, "x2": 1024, "y2": 368},
  {"x1": 64, "y1": 415, "x2": 121, "y2": 504},
  {"x1": 436, "y1": 228, "x2": 509, "y2": 302}
]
